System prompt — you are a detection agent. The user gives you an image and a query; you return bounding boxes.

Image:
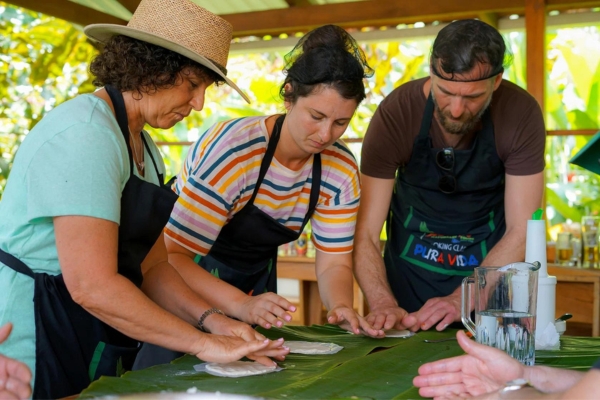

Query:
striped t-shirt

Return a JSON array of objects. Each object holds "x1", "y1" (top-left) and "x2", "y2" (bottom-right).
[{"x1": 165, "y1": 115, "x2": 360, "y2": 255}]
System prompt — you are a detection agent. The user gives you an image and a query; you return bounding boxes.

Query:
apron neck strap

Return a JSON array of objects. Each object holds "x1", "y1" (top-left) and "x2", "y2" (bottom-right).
[
  {"x1": 248, "y1": 114, "x2": 321, "y2": 227},
  {"x1": 249, "y1": 114, "x2": 285, "y2": 204},
  {"x1": 302, "y1": 152, "x2": 321, "y2": 227},
  {"x1": 105, "y1": 85, "x2": 163, "y2": 181},
  {"x1": 105, "y1": 85, "x2": 134, "y2": 173}
]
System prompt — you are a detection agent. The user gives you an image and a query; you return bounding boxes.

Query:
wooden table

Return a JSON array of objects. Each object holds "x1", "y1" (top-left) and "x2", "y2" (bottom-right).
[
  {"x1": 277, "y1": 256, "x2": 365, "y2": 326},
  {"x1": 278, "y1": 258, "x2": 600, "y2": 336},
  {"x1": 548, "y1": 264, "x2": 600, "y2": 336}
]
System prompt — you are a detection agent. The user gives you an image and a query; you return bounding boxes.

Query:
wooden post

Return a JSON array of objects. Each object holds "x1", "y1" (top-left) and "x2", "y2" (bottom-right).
[
  {"x1": 525, "y1": 0, "x2": 547, "y2": 221},
  {"x1": 525, "y1": 0, "x2": 546, "y2": 112}
]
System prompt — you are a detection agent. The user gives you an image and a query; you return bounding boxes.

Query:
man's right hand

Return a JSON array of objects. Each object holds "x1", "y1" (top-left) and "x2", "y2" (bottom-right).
[
  {"x1": 365, "y1": 305, "x2": 409, "y2": 331},
  {"x1": 238, "y1": 292, "x2": 296, "y2": 329}
]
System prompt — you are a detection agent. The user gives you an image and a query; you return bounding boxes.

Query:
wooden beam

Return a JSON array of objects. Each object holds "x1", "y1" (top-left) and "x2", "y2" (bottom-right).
[
  {"x1": 223, "y1": 0, "x2": 523, "y2": 37},
  {"x1": 525, "y1": 0, "x2": 546, "y2": 111},
  {"x1": 6, "y1": 0, "x2": 600, "y2": 36},
  {"x1": 116, "y1": 0, "x2": 139, "y2": 14},
  {"x1": 6, "y1": 0, "x2": 127, "y2": 26},
  {"x1": 222, "y1": 0, "x2": 600, "y2": 37}
]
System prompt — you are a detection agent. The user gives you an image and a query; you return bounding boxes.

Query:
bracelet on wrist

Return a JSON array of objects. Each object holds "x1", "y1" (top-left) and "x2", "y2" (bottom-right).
[{"x1": 197, "y1": 307, "x2": 225, "y2": 333}]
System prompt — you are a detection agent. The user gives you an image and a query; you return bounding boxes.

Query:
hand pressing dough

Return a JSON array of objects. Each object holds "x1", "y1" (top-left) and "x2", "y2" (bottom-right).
[
  {"x1": 204, "y1": 361, "x2": 278, "y2": 378},
  {"x1": 384, "y1": 329, "x2": 414, "y2": 338},
  {"x1": 285, "y1": 340, "x2": 343, "y2": 354}
]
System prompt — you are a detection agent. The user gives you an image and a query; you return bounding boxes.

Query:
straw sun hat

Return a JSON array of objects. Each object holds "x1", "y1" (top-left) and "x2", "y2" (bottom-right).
[{"x1": 84, "y1": 0, "x2": 250, "y2": 103}]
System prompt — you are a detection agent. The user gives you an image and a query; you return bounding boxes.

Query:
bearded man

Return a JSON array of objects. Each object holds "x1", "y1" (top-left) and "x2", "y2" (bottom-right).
[{"x1": 354, "y1": 19, "x2": 546, "y2": 333}]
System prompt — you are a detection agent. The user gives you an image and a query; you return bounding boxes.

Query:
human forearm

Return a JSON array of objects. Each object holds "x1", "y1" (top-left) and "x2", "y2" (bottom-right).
[
  {"x1": 484, "y1": 172, "x2": 544, "y2": 268},
  {"x1": 353, "y1": 175, "x2": 397, "y2": 309},
  {"x1": 524, "y1": 366, "x2": 585, "y2": 393},
  {"x1": 482, "y1": 367, "x2": 588, "y2": 399},
  {"x1": 353, "y1": 235, "x2": 397, "y2": 308},
  {"x1": 71, "y1": 272, "x2": 203, "y2": 354},
  {"x1": 481, "y1": 227, "x2": 526, "y2": 267},
  {"x1": 141, "y1": 260, "x2": 213, "y2": 325},
  {"x1": 56, "y1": 216, "x2": 206, "y2": 354},
  {"x1": 316, "y1": 254, "x2": 355, "y2": 311},
  {"x1": 168, "y1": 252, "x2": 250, "y2": 318}
]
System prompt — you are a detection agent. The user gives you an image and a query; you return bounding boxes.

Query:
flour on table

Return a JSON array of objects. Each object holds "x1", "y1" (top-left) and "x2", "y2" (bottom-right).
[
  {"x1": 204, "y1": 361, "x2": 278, "y2": 378},
  {"x1": 285, "y1": 341, "x2": 343, "y2": 355},
  {"x1": 384, "y1": 329, "x2": 414, "y2": 338}
]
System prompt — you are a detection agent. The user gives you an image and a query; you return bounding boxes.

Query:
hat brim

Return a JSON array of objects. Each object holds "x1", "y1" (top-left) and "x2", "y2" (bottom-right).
[
  {"x1": 84, "y1": 24, "x2": 251, "y2": 104},
  {"x1": 569, "y1": 131, "x2": 600, "y2": 175}
]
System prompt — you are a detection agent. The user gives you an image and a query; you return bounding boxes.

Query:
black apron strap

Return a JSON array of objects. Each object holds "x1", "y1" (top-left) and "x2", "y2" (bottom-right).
[
  {"x1": 246, "y1": 114, "x2": 320, "y2": 226},
  {"x1": 0, "y1": 248, "x2": 34, "y2": 278},
  {"x1": 105, "y1": 86, "x2": 164, "y2": 184},
  {"x1": 302, "y1": 153, "x2": 321, "y2": 227},
  {"x1": 105, "y1": 85, "x2": 134, "y2": 175},
  {"x1": 141, "y1": 134, "x2": 165, "y2": 185},
  {"x1": 248, "y1": 114, "x2": 284, "y2": 205}
]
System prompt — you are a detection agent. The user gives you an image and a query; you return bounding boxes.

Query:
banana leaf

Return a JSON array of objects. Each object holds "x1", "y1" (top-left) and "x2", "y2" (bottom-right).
[{"x1": 79, "y1": 326, "x2": 600, "y2": 399}]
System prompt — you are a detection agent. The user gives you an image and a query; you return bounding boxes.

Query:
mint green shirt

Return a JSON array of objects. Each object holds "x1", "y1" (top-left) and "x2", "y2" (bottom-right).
[{"x1": 0, "y1": 93, "x2": 165, "y2": 386}]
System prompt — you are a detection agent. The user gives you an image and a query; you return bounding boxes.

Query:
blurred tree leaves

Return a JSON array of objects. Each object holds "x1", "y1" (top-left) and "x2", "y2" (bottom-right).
[{"x1": 0, "y1": 2, "x2": 96, "y2": 197}]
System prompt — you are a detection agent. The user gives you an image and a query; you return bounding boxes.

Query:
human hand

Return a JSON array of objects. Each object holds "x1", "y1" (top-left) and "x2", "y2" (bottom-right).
[
  {"x1": 0, "y1": 323, "x2": 32, "y2": 400},
  {"x1": 238, "y1": 292, "x2": 296, "y2": 329},
  {"x1": 365, "y1": 304, "x2": 409, "y2": 331},
  {"x1": 193, "y1": 334, "x2": 288, "y2": 367},
  {"x1": 203, "y1": 314, "x2": 287, "y2": 361},
  {"x1": 327, "y1": 306, "x2": 385, "y2": 338},
  {"x1": 402, "y1": 292, "x2": 461, "y2": 332},
  {"x1": 413, "y1": 330, "x2": 525, "y2": 399}
]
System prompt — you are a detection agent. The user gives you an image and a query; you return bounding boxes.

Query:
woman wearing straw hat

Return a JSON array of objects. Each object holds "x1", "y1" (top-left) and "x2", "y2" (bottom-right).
[
  {"x1": 0, "y1": 0, "x2": 288, "y2": 398},
  {"x1": 136, "y1": 24, "x2": 385, "y2": 369}
]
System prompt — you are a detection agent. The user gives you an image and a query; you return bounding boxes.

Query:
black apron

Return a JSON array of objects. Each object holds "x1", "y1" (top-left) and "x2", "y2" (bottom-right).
[
  {"x1": 0, "y1": 85, "x2": 177, "y2": 399},
  {"x1": 133, "y1": 115, "x2": 321, "y2": 370},
  {"x1": 197, "y1": 114, "x2": 321, "y2": 295},
  {"x1": 384, "y1": 94, "x2": 506, "y2": 313}
]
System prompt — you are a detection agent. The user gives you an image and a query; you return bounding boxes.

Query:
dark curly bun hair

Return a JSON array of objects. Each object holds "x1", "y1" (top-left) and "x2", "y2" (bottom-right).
[
  {"x1": 90, "y1": 35, "x2": 224, "y2": 94},
  {"x1": 280, "y1": 25, "x2": 373, "y2": 104}
]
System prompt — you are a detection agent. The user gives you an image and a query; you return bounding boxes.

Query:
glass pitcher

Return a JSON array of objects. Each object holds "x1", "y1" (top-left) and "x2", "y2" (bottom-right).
[{"x1": 461, "y1": 262, "x2": 540, "y2": 365}]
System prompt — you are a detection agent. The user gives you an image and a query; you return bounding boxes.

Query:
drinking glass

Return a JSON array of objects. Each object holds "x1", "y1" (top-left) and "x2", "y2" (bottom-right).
[
  {"x1": 582, "y1": 216, "x2": 600, "y2": 268},
  {"x1": 556, "y1": 232, "x2": 573, "y2": 266}
]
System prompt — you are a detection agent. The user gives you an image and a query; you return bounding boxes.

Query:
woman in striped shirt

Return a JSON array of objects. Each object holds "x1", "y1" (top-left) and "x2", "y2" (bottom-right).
[{"x1": 136, "y1": 25, "x2": 383, "y2": 367}]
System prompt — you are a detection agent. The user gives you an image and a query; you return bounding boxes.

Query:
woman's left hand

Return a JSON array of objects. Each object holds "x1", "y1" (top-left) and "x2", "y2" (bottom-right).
[
  {"x1": 327, "y1": 306, "x2": 385, "y2": 338},
  {"x1": 203, "y1": 314, "x2": 288, "y2": 361}
]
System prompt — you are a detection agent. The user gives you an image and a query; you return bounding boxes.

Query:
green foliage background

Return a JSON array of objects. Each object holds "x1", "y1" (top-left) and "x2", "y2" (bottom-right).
[{"x1": 0, "y1": 2, "x2": 598, "y2": 229}]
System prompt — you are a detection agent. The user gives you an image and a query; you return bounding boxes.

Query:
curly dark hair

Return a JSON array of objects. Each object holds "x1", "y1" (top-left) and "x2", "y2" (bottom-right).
[
  {"x1": 90, "y1": 35, "x2": 225, "y2": 94},
  {"x1": 280, "y1": 25, "x2": 373, "y2": 105}
]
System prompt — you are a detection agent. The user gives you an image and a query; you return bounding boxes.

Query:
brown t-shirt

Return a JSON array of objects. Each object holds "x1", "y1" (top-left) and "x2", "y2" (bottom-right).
[{"x1": 361, "y1": 78, "x2": 546, "y2": 178}]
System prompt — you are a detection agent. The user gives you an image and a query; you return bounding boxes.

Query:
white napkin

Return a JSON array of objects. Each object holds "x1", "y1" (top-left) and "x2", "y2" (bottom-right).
[{"x1": 535, "y1": 321, "x2": 560, "y2": 350}]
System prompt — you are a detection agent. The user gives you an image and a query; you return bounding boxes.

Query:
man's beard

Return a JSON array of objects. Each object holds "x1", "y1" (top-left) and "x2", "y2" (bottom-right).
[{"x1": 432, "y1": 92, "x2": 492, "y2": 135}]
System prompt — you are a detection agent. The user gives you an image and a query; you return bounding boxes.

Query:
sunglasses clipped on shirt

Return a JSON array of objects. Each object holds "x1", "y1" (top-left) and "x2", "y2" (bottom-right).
[{"x1": 435, "y1": 147, "x2": 457, "y2": 194}]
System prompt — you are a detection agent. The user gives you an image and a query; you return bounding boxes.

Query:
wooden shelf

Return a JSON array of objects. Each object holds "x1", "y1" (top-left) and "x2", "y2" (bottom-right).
[
  {"x1": 548, "y1": 264, "x2": 600, "y2": 336},
  {"x1": 277, "y1": 256, "x2": 365, "y2": 326}
]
